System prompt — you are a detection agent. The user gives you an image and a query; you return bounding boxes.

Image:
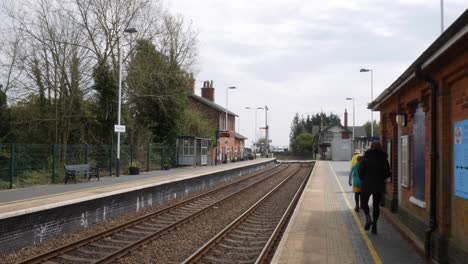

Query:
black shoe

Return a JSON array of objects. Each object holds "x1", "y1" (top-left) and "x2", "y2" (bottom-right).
[
  {"x1": 354, "y1": 206, "x2": 359, "y2": 213},
  {"x1": 371, "y1": 224, "x2": 377, "y2": 234},
  {"x1": 364, "y1": 215, "x2": 372, "y2": 231}
]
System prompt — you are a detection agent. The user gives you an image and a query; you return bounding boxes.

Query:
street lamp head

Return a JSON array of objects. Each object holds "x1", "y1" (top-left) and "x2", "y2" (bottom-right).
[
  {"x1": 257, "y1": 107, "x2": 264, "y2": 110},
  {"x1": 360, "y1": 68, "x2": 370, "y2": 72},
  {"x1": 346, "y1": 97, "x2": 353, "y2": 100},
  {"x1": 228, "y1": 86, "x2": 236, "y2": 89}
]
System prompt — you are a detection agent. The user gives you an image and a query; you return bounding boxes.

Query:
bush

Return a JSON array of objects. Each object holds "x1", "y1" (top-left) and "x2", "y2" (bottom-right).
[
  {"x1": 0, "y1": 179, "x2": 10, "y2": 190},
  {"x1": 16, "y1": 170, "x2": 50, "y2": 187}
]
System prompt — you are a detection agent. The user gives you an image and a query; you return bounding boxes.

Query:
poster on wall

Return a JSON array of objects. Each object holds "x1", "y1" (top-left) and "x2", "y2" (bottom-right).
[{"x1": 454, "y1": 119, "x2": 468, "y2": 199}]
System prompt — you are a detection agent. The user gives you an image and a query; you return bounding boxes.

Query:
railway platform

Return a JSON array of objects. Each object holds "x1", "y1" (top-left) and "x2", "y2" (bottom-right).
[
  {"x1": 272, "y1": 161, "x2": 428, "y2": 264},
  {"x1": 0, "y1": 158, "x2": 276, "y2": 252}
]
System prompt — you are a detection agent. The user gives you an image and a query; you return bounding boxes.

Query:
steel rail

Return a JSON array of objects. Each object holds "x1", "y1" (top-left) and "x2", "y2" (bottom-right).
[
  {"x1": 255, "y1": 163, "x2": 313, "y2": 263},
  {"x1": 181, "y1": 164, "x2": 307, "y2": 264},
  {"x1": 95, "y1": 164, "x2": 294, "y2": 264},
  {"x1": 19, "y1": 163, "x2": 286, "y2": 264}
]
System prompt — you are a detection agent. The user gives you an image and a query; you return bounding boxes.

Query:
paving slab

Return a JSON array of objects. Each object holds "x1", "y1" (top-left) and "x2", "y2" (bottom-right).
[{"x1": 272, "y1": 161, "x2": 427, "y2": 264}]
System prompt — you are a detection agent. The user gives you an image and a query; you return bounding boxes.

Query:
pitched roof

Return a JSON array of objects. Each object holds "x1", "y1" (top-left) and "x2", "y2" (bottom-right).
[
  {"x1": 235, "y1": 132, "x2": 248, "y2": 140},
  {"x1": 311, "y1": 125, "x2": 325, "y2": 135},
  {"x1": 190, "y1": 94, "x2": 238, "y2": 116},
  {"x1": 347, "y1": 126, "x2": 367, "y2": 138},
  {"x1": 369, "y1": 9, "x2": 468, "y2": 110},
  {"x1": 319, "y1": 123, "x2": 352, "y2": 134}
]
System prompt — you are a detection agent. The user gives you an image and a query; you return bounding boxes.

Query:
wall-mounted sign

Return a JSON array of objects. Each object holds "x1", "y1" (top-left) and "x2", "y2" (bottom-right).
[{"x1": 454, "y1": 119, "x2": 468, "y2": 200}]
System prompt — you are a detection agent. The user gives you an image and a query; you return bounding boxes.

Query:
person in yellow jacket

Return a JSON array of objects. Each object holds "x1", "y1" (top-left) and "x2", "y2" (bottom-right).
[{"x1": 350, "y1": 150, "x2": 361, "y2": 169}]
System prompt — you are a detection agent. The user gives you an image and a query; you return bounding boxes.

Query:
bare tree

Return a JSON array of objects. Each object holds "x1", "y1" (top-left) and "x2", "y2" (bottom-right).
[
  {"x1": 157, "y1": 14, "x2": 198, "y2": 71},
  {"x1": 0, "y1": 0, "x2": 199, "y2": 146},
  {"x1": 71, "y1": 0, "x2": 163, "y2": 73}
]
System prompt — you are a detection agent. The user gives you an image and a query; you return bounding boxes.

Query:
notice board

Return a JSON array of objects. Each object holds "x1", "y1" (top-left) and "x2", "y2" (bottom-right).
[{"x1": 454, "y1": 119, "x2": 468, "y2": 199}]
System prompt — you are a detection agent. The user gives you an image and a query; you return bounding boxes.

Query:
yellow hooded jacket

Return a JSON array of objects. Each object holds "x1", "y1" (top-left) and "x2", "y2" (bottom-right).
[{"x1": 350, "y1": 153, "x2": 360, "y2": 169}]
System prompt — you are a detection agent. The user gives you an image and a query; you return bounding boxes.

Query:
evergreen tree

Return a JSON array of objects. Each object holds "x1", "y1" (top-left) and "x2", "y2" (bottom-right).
[
  {"x1": 126, "y1": 39, "x2": 188, "y2": 144},
  {"x1": 363, "y1": 120, "x2": 380, "y2": 138},
  {"x1": 289, "y1": 111, "x2": 340, "y2": 153},
  {"x1": 0, "y1": 90, "x2": 14, "y2": 143},
  {"x1": 92, "y1": 59, "x2": 118, "y2": 144}
]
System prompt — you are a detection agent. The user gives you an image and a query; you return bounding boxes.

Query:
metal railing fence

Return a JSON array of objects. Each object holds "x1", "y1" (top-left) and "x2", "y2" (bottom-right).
[{"x1": 0, "y1": 143, "x2": 176, "y2": 189}]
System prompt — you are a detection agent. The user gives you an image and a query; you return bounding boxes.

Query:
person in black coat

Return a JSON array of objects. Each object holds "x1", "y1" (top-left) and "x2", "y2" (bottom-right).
[{"x1": 358, "y1": 142, "x2": 390, "y2": 234}]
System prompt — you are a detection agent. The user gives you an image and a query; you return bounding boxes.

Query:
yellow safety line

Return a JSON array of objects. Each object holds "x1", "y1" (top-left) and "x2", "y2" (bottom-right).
[{"x1": 328, "y1": 162, "x2": 382, "y2": 264}]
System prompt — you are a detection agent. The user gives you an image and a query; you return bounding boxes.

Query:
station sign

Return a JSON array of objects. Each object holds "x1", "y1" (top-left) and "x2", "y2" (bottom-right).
[
  {"x1": 114, "y1": 125, "x2": 126, "y2": 133},
  {"x1": 218, "y1": 131, "x2": 230, "y2": 137}
]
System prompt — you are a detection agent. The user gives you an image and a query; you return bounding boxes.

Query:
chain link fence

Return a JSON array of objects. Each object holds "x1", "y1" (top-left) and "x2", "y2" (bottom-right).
[{"x1": 0, "y1": 143, "x2": 176, "y2": 190}]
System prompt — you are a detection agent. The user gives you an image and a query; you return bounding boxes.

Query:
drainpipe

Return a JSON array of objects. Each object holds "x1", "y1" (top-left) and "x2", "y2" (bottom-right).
[{"x1": 415, "y1": 65, "x2": 438, "y2": 259}]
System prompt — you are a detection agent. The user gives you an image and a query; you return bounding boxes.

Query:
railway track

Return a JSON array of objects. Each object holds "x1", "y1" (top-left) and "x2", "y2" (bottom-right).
[
  {"x1": 182, "y1": 164, "x2": 312, "y2": 264},
  {"x1": 19, "y1": 163, "x2": 293, "y2": 264}
]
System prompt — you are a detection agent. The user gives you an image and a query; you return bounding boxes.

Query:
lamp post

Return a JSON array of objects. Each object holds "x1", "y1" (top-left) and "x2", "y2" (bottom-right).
[
  {"x1": 225, "y1": 86, "x2": 237, "y2": 132},
  {"x1": 346, "y1": 98, "x2": 355, "y2": 147},
  {"x1": 225, "y1": 86, "x2": 236, "y2": 161},
  {"x1": 245, "y1": 106, "x2": 264, "y2": 156},
  {"x1": 440, "y1": 0, "x2": 444, "y2": 33},
  {"x1": 264, "y1": 105, "x2": 269, "y2": 158},
  {"x1": 360, "y1": 68, "x2": 374, "y2": 138},
  {"x1": 116, "y1": 27, "x2": 137, "y2": 177}
]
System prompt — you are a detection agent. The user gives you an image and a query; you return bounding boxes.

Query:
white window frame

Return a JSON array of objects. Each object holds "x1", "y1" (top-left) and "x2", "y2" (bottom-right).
[{"x1": 400, "y1": 135, "x2": 409, "y2": 188}]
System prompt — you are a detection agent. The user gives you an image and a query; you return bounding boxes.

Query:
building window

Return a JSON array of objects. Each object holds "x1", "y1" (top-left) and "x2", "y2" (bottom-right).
[
  {"x1": 386, "y1": 140, "x2": 392, "y2": 182},
  {"x1": 401, "y1": 135, "x2": 409, "y2": 187},
  {"x1": 412, "y1": 105, "x2": 426, "y2": 202}
]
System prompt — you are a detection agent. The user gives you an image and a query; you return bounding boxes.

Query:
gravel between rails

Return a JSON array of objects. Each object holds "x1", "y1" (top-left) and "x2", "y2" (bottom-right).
[
  {"x1": 120, "y1": 164, "x2": 302, "y2": 264},
  {"x1": 195, "y1": 165, "x2": 311, "y2": 263},
  {"x1": 0, "y1": 165, "x2": 279, "y2": 264}
]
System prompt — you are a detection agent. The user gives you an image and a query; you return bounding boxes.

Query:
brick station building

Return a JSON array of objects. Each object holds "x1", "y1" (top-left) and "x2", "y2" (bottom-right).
[
  {"x1": 186, "y1": 79, "x2": 247, "y2": 163},
  {"x1": 369, "y1": 10, "x2": 467, "y2": 263}
]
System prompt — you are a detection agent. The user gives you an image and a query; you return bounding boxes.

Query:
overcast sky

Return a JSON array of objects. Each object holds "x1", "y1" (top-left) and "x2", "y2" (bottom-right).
[{"x1": 166, "y1": 0, "x2": 466, "y2": 147}]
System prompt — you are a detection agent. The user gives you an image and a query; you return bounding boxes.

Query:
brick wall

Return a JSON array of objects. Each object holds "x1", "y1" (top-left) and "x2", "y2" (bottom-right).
[
  {"x1": 189, "y1": 97, "x2": 220, "y2": 128},
  {"x1": 377, "y1": 33, "x2": 468, "y2": 263}
]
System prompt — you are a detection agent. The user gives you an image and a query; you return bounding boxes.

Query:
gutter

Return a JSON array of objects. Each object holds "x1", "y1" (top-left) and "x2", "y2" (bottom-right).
[{"x1": 415, "y1": 65, "x2": 438, "y2": 259}]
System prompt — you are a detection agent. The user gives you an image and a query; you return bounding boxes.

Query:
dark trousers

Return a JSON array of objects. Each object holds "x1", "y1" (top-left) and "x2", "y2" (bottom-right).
[
  {"x1": 354, "y1": 192, "x2": 361, "y2": 207},
  {"x1": 361, "y1": 192, "x2": 382, "y2": 224}
]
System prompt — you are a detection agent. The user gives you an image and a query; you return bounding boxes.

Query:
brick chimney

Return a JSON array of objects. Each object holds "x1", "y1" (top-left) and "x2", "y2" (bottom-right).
[
  {"x1": 344, "y1": 109, "x2": 348, "y2": 128},
  {"x1": 187, "y1": 73, "x2": 195, "y2": 94},
  {"x1": 201, "y1": 80, "x2": 215, "y2": 102}
]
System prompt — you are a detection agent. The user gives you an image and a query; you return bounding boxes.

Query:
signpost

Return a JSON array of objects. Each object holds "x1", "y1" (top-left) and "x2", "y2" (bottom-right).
[{"x1": 114, "y1": 125, "x2": 126, "y2": 133}]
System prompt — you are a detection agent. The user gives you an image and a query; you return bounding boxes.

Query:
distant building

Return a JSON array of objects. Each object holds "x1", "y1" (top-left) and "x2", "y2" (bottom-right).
[
  {"x1": 187, "y1": 79, "x2": 248, "y2": 163},
  {"x1": 317, "y1": 121, "x2": 352, "y2": 161},
  {"x1": 343, "y1": 109, "x2": 370, "y2": 151}
]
